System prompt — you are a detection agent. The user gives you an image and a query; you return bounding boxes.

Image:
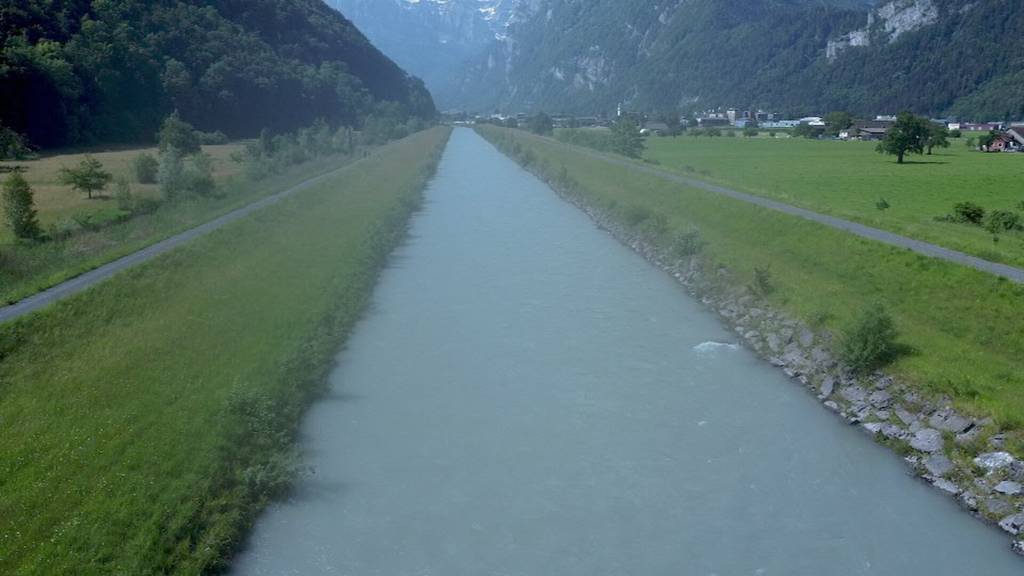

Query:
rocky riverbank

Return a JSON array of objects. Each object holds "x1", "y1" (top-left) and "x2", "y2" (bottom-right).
[{"x1": 483, "y1": 130, "x2": 1024, "y2": 556}]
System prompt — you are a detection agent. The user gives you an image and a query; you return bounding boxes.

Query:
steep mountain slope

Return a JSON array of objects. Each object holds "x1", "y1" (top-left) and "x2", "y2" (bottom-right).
[
  {"x1": 0, "y1": 0, "x2": 435, "y2": 148},
  {"x1": 326, "y1": 0, "x2": 525, "y2": 106},
  {"x1": 450, "y1": 0, "x2": 1024, "y2": 120}
]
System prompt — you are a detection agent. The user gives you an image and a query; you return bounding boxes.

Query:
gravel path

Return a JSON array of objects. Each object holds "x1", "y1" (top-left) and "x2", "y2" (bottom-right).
[
  {"x1": 0, "y1": 162, "x2": 352, "y2": 324},
  {"x1": 567, "y1": 142, "x2": 1024, "y2": 284}
]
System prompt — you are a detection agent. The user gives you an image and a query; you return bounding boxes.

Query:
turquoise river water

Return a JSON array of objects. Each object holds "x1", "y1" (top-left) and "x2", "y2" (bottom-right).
[{"x1": 231, "y1": 129, "x2": 1022, "y2": 575}]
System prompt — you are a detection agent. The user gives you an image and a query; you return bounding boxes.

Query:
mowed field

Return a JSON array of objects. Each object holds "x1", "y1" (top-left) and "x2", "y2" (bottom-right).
[
  {"x1": 0, "y1": 127, "x2": 450, "y2": 574},
  {"x1": 0, "y1": 144, "x2": 357, "y2": 305},
  {"x1": 0, "y1": 144, "x2": 244, "y2": 244},
  {"x1": 479, "y1": 125, "x2": 1024, "y2": 448},
  {"x1": 643, "y1": 136, "x2": 1024, "y2": 267}
]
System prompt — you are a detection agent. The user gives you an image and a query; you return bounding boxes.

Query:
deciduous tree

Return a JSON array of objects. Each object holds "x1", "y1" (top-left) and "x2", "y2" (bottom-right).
[
  {"x1": 876, "y1": 112, "x2": 929, "y2": 164},
  {"x1": 58, "y1": 156, "x2": 112, "y2": 199}
]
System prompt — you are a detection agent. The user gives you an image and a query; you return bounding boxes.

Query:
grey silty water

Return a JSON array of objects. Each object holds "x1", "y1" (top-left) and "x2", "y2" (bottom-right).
[{"x1": 231, "y1": 128, "x2": 1022, "y2": 575}]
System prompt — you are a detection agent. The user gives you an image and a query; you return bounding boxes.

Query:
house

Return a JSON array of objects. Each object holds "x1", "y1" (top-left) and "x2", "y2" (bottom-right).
[
  {"x1": 839, "y1": 119, "x2": 893, "y2": 141},
  {"x1": 962, "y1": 122, "x2": 1003, "y2": 132},
  {"x1": 799, "y1": 116, "x2": 825, "y2": 126},
  {"x1": 988, "y1": 130, "x2": 1024, "y2": 152},
  {"x1": 698, "y1": 116, "x2": 731, "y2": 127}
]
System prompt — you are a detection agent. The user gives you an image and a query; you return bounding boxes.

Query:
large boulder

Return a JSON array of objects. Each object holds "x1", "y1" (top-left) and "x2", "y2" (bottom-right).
[{"x1": 910, "y1": 428, "x2": 944, "y2": 453}]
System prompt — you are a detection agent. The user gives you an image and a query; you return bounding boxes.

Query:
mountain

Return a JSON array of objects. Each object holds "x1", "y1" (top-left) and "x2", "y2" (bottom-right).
[
  {"x1": 0, "y1": 0, "x2": 436, "y2": 148},
  {"x1": 326, "y1": 0, "x2": 528, "y2": 108},
  {"x1": 448, "y1": 0, "x2": 1024, "y2": 120}
]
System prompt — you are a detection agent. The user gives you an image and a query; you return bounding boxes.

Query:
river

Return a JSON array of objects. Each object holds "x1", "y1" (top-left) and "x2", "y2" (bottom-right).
[{"x1": 231, "y1": 128, "x2": 1021, "y2": 575}]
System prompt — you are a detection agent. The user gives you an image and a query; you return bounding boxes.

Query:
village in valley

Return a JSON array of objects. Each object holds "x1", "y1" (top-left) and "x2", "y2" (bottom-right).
[{"x1": 453, "y1": 106, "x2": 1024, "y2": 153}]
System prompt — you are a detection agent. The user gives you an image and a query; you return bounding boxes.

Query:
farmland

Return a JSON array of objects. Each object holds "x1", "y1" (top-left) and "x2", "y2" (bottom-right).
[
  {"x1": 643, "y1": 135, "x2": 1024, "y2": 267},
  {"x1": 0, "y1": 127, "x2": 450, "y2": 574}
]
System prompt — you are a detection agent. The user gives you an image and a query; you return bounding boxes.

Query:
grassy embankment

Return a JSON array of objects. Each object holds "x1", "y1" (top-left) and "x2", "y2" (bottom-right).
[
  {"x1": 641, "y1": 135, "x2": 1024, "y2": 267},
  {"x1": 0, "y1": 144, "x2": 364, "y2": 304},
  {"x1": 479, "y1": 125, "x2": 1024, "y2": 446},
  {"x1": 0, "y1": 127, "x2": 451, "y2": 574}
]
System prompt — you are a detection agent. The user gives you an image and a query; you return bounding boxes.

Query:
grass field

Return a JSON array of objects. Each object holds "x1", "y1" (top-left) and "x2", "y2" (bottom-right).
[
  {"x1": 0, "y1": 127, "x2": 450, "y2": 574},
  {"x1": 0, "y1": 145, "x2": 362, "y2": 305},
  {"x1": 641, "y1": 135, "x2": 1024, "y2": 267},
  {"x1": 480, "y1": 125, "x2": 1024, "y2": 447},
  {"x1": 0, "y1": 144, "x2": 244, "y2": 244}
]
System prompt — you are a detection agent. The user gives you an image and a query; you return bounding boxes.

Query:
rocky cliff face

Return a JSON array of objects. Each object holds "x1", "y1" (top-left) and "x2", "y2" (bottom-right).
[
  {"x1": 448, "y1": 0, "x2": 1024, "y2": 120},
  {"x1": 827, "y1": 0, "x2": 947, "y2": 60}
]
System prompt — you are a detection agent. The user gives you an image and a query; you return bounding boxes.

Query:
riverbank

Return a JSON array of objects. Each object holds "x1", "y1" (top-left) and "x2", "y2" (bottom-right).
[
  {"x1": 476, "y1": 125, "x2": 1024, "y2": 555},
  {"x1": 0, "y1": 127, "x2": 451, "y2": 574}
]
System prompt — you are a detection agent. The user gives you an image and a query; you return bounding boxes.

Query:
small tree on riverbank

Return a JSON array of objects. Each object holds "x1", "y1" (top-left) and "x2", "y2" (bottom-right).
[
  {"x1": 840, "y1": 303, "x2": 899, "y2": 374},
  {"x1": 3, "y1": 171, "x2": 41, "y2": 239}
]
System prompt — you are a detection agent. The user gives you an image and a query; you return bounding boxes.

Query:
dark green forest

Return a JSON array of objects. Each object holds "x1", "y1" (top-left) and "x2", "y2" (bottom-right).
[
  {"x1": 0, "y1": 0, "x2": 436, "y2": 149},
  {"x1": 451, "y1": 0, "x2": 1024, "y2": 120}
]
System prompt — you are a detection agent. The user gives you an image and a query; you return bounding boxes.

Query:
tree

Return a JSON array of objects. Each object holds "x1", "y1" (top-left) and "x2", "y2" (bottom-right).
[
  {"x1": 876, "y1": 112, "x2": 930, "y2": 164},
  {"x1": 611, "y1": 117, "x2": 645, "y2": 158},
  {"x1": 824, "y1": 111, "x2": 853, "y2": 136},
  {"x1": 58, "y1": 156, "x2": 112, "y2": 199},
  {"x1": 925, "y1": 123, "x2": 950, "y2": 155},
  {"x1": 949, "y1": 128, "x2": 962, "y2": 139},
  {"x1": 528, "y1": 112, "x2": 554, "y2": 136},
  {"x1": 3, "y1": 171, "x2": 41, "y2": 239},
  {"x1": 0, "y1": 125, "x2": 31, "y2": 160},
  {"x1": 157, "y1": 148, "x2": 185, "y2": 200},
  {"x1": 659, "y1": 112, "x2": 682, "y2": 137},
  {"x1": 157, "y1": 112, "x2": 201, "y2": 155}
]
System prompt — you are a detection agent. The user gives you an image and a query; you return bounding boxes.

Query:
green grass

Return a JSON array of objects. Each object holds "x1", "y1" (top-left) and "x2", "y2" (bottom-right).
[
  {"x1": 0, "y1": 147, "x2": 366, "y2": 305},
  {"x1": 479, "y1": 125, "x2": 1024, "y2": 442},
  {"x1": 642, "y1": 135, "x2": 1024, "y2": 267},
  {"x1": 0, "y1": 127, "x2": 450, "y2": 574}
]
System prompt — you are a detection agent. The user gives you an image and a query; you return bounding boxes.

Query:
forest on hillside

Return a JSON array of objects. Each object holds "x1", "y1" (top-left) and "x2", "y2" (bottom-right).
[
  {"x1": 0, "y1": 0, "x2": 436, "y2": 149},
  {"x1": 451, "y1": 0, "x2": 1024, "y2": 120}
]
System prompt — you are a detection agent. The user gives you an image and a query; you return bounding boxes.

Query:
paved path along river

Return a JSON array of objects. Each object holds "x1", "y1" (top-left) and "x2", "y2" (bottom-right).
[
  {"x1": 234, "y1": 128, "x2": 1020, "y2": 574},
  {"x1": 555, "y1": 137, "x2": 1024, "y2": 284}
]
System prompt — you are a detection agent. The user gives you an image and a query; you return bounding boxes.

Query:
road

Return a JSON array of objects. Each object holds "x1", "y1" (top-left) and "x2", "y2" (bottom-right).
[
  {"x1": 0, "y1": 160, "x2": 355, "y2": 325},
  {"x1": 558, "y1": 138, "x2": 1024, "y2": 284}
]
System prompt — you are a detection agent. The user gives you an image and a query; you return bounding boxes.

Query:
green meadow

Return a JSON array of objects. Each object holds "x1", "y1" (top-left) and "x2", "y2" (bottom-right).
[
  {"x1": 642, "y1": 135, "x2": 1024, "y2": 267},
  {"x1": 479, "y1": 125, "x2": 1024, "y2": 447},
  {"x1": 0, "y1": 145, "x2": 369, "y2": 305},
  {"x1": 0, "y1": 127, "x2": 450, "y2": 574}
]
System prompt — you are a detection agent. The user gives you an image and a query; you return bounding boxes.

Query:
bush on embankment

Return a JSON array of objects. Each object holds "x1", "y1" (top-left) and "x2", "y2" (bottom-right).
[{"x1": 0, "y1": 127, "x2": 451, "y2": 574}]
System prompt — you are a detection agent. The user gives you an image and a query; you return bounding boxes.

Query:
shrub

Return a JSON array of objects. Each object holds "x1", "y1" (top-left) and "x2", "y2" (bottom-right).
[
  {"x1": 2, "y1": 171, "x2": 41, "y2": 239},
  {"x1": 985, "y1": 210, "x2": 1021, "y2": 234},
  {"x1": 132, "y1": 153, "x2": 159, "y2": 184},
  {"x1": 673, "y1": 230, "x2": 705, "y2": 258},
  {"x1": 185, "y1": 152, "x2": 216, "y2": 196},
  {"x1": 0, "y1": 125, "x2": 32, "y2": 160},
  {"x1": 157, "y1": 148, "x2": 186, "y2": 200},
  {"x1": 953, "y1": 202, "x2": 986, "y2": 225},
  {"x1": 114, "y1": 176, "x2": 133, "y2": 211},
  {"x1": 743, "y1": 127, "x2": 759, "y2": 137},
  {"x1": 623, "y1": 204, "x2": 653, "y2": 227},
  {"x1": 196, "y1": 130, "x2": 228, "y2": 145},
  {"x1": 840, "y1": 304, "x2": 899, "y2": 374},
  {"x1": 752, "y1": 265, "x2": 774, "y2": 296},
  {"x1": 876, "y1": 198, "x2": 890, "y2": 211}
]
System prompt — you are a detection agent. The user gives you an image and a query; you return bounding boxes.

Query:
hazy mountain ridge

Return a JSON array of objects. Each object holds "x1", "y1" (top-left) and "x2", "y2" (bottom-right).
[
  {"x1": 447, "y1": 0, "x2": 1024, "y2": 119},
  {"x1": 327, "y1": 0, "x2": 532, "y2": 106}
]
